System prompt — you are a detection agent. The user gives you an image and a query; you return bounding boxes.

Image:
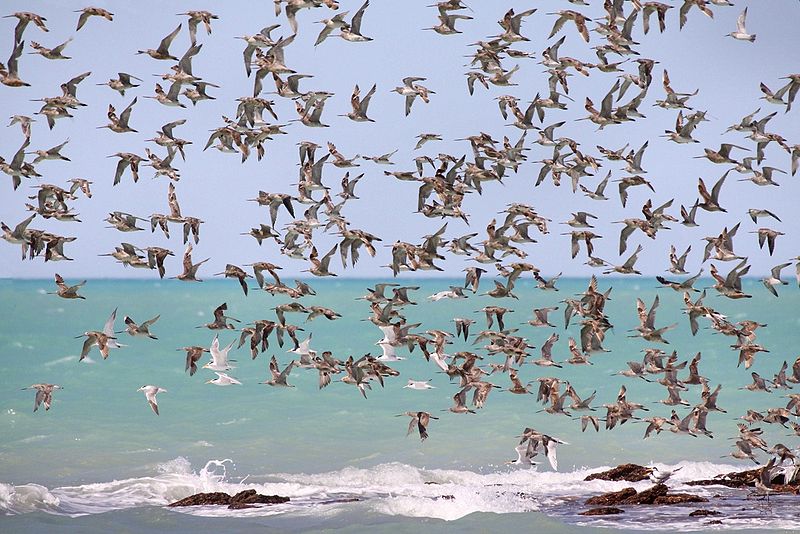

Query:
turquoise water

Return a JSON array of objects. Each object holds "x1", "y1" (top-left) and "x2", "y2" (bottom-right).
[{"x1": 1, "y1": 278, "x2": 798, "y2": 531}]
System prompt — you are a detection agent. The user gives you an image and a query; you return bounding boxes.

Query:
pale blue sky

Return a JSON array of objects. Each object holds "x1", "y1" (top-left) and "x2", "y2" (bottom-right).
[{"x1": 1, "y1": 0, "x2": 798, "y2": 279}]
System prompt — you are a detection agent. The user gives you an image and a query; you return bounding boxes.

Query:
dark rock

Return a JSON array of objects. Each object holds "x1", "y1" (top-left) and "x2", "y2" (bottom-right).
[
  {"x1": 585, "y1": 484, "x2": 707, "y2": 507},
  {"x1": 168, "y1": 492, "x2": 232, "y2": 507},
  {"x1": 231, "y1": 489, "x2": 290, "y2": 505},
  {"x1": 580, "y1": 507, "x2": 625, "y2": 516},
  {"x1": 706, "y1": 520, "x2": 723, "y2": 525},
  {"x1": 686, "y1": 468, "x2": 758, "y2": 489},
  {"x1": 625, "y1": 484, "x2": 668, "y2": 505},
  {"x1": 168, "y1": 490, "x2": 290, "y2": 507},
  {"x1": 687, "y1": 467, "x2": 800, "y2": 490},
  {"x1": 689, "y1": 509, "x2": 721, "y2": 517},
  {"x1": 652, "y1": 493, "x2": 708, "y2": 505},
  {"x1": 319, "y1": 497, "x2": 362, "y2": 505},
  {"x1": 227, "y1": 502, "x2": 256, "y2": 510},
  {"x1": 436, "y1": 495, "x2": 455, "y2": 500},
  {"x1": 585, "y1": 487, "x2": 637, "y2": 505},
  {"x1": 585, "y1": 464, "x2": 653, "y2": 483}
]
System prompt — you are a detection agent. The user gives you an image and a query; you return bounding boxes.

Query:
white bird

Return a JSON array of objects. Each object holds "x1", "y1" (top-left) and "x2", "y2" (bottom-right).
[
  {"x1": 508, "y1": 440, "x2": 539, "y2": 467},
  {"x1": 203, "y1": 335, "x2": 235, "y2": 371},
  {"x1": 205, "y1": 372, "x2": 241, "y2": 386},
  {"x1": 403, "y1": 379, "x2": 435, "y2": 390},
  {"x1": 427, "y1": 286, "x2": 467, "y2": 301},
  {"x1": 137, "y1": 385, "x2": 166, "y2": 415},
  {"x1": 649, "y1": 466, "x2": 682, "y2": 484},
  {"x1": 288, "y1": 334, "x2": 316, "y2": 366},
  {"x1": 377, "y1": 342, "x2": 405, "y2": 361},
  {"x1": 727, "y1": 8, "x2": 755, "y2": 42},
  {"x1": 430, "y1": 351, "x2": 450, "y2": 372}
]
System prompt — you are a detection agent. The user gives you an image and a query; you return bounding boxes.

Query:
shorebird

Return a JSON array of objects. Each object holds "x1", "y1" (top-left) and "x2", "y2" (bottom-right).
[
  {"x1": 0, "y1": 41, "x2": 30, "y2": 88},
  {"x1": 198, "y1": 303, "x2": 239, "y2": 330},
  {"x1": 137, "y1": 385, "x2": 166, "y2": 415},
  {"x1": 215, "y1": 264, "x2": 251, "y2": 296},
  {"x1": 392, "y1": 77, "x2": 434, "y2": 116},
  {"x1": 697, "y1": 175, "x2": 727, "y2": 212},
  {"x1": 28, "y1": 139, "x2": 70, "y2": 164},
  {"x1": 22, "y1": 384, "x2": 62, "y2": 412},
  {"x1": 315, "y1": 10, "x2": 349, "y2": 46},
  {"x1": 448, "y1": 386, "x2": 476, "y2": 414},
  {"x1": 77, "y1": 308, "x2": 124, "y2": 361},
  {"x1": 206, "y1": 372, "x2": 242, "y2": 386},
  {"x1": 98, "y1": 97, "x2": 138, "y2": 133},
  {"x1": 4, "y1": 12, "x2": 49, "y2": 44},
  {"x1": 548, "y1": 10, "x2": 590, "y2": 42},
  {"x1": 137, "y1": 24, "x2": 182, "y2": 60},
  {"x1": 49, "y1": 273, "x2": 86, "y2": 299},
  {"x1": 339, "y1": 1, "x2": 372, "y2": 42},
  {"x1": 403, "y1": 379, "x2": 435, "y2": 390},
  {"x1": 343, "y1": 83, "x2": 376, "y2": 122},
  {"x1": 740, "y1": 372, "x2": 773, "y2": 392},
  {"x1": 580, "y1": 415, "x2": 600, "y2": 432},
  {"x1": 175, "y1": 244, "x2": 209, "y2": 282},
  {"x1": 427, "y1": 11, "x2": 473, "y2": 35},
  {"x1": 751, "y1": 458, "x2": 779, "y2": 500},
  {"x1": 261, "y1": 355, "x2": 296, "y2": 387},
  {"x1": 415, "y1": 133, "x2": 442, "y2": 150},
  {"x1": 762, "y1": 262, "x2": 791, "y2": 297},
  {"x1": 603, "y1": 244, "x2": 643, "y2": 275},
  {"x1": 656, "y1": 270, "x2": 702, "y2": 292},
  {"x1": 528, "y1": 307, "x2": 558, "y2": 328},
  {"x1": 145, "y1": 82, "x2": 185, "y2": 108},
  {"x1": 305, "y1": 245, "x2": 338, "y2": 276},
  {"x1": 397, "y1": 411, "x2": 438, "y2": 441},
  {"x1": 727, "y1": 8, "x2": 755, "y2": 42},
  {"x1": 177, "y1": 10, "x2": 218, "y2": 45},
  {"x1": 453, "y1": 318, "x2": 474, "y2": 341},
  {"x1": 120, "y1": 315, "x2": 160, "y2": 339},
  {"x1": 178, "y1": 346, "x2": 209, "y2": 376},
  {"x1": 518, "y1": 428, "x2": 567, "y2": 470},
  {"x1": 533, "y1": 333, "x2": 562, "y2": 368},
  {"x1": 29, "y1": 38, "x2": 72, "y2": 60},
  {"x1": 748, "y1": 208, "x2": 781, "y2": 224},
  {"x1": 75, "y1": 7, "x2": 113, "y2": 31}
]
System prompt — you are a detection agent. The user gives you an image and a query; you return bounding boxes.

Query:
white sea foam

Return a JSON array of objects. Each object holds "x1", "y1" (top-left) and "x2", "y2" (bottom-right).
[
  {"x1": 43, "y1": 355, "x2": 77, "y2": 367},
  {"x1": 0, "y1": 458, "x2": 795, "y2": 529}
]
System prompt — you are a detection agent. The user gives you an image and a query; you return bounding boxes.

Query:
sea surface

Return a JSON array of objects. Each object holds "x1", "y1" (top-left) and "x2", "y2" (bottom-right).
[{"x1": 1, "y1": 277, "x2": 798, "y2": 532}]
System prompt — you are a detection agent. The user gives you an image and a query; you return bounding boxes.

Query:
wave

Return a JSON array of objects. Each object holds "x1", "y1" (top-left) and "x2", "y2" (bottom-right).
[{"x1": 1, "y1": 458, "x2": 797, "y2": 529}]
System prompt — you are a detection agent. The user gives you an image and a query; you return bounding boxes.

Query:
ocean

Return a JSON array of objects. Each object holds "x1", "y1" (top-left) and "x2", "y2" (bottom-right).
[{"x1": 1, "y1": 277, "x2": 798, "y2": 532}]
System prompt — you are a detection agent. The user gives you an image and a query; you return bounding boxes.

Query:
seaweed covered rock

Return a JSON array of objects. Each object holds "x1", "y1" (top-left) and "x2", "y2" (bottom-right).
[
  {"x1": 585, "y1": 487, "x2": 637, "y2": 505},
  {"x1": 585, "y1": 484, "x2": 707, "y2": 506},
  {"x1": 686, "y1": 466, "x2": 800, "y2": 491},
  {"x1": 689, "y1": 509, "x2": 721, "y2": 517},
  {"x1": 168, "y1": 490, "x2": 290, "y2": 507},
  {"x1": 580, "y1": 507, "x2": 625, "y2": 516},
  {"x1": 585, "y1": 464, "x2": 653, "y2": 483},
  {"x1": 652, "y1": 493, "x2": 708, "y2": 505},
  {"x1": 168, "y1": 492, "x2": 232, "y2": 507},
  {"x1": 624, "y1": 483, "x2": 668, "y2": 504},
  {"x1": 231, "y1": 489, "x2": 290, "y2": 505}
]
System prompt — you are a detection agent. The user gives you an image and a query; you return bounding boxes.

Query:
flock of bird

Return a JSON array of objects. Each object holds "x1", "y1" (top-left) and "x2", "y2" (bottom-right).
[{"x1": 3, "y1": 1, "x2": 800, "y2": 487}]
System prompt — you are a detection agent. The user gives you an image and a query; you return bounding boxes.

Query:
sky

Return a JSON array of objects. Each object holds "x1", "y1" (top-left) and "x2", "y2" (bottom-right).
[{"x1": 1, "y1": 0, "x2": 798, "y2": 280}]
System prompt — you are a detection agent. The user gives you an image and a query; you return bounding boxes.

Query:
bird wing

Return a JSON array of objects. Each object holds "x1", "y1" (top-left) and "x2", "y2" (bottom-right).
[
  {"x1": 350, "y1": 0, "x2": 370, "y2": 35},
  {"x1": 103, "y1": 308, "x2": 118, "y2": 337},
  {"x1": 157, "y1": 24, "x2": 182, "y2": 56}
]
